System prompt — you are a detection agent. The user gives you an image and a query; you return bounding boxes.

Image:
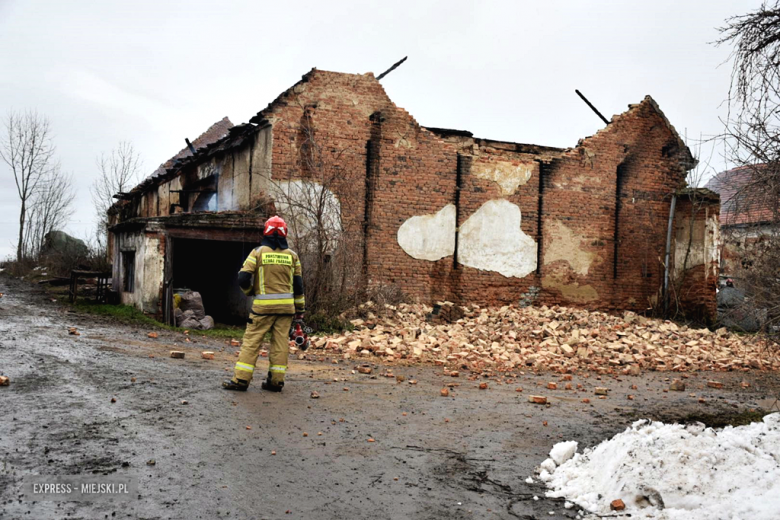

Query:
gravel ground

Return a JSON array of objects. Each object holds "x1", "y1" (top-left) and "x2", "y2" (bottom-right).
[{"x1": 1, "y1": 274, "x2": 778, "y2": 520}]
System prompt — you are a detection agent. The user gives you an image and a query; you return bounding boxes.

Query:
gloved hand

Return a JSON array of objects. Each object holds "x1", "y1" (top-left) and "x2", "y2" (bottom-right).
[{"x1": 294, "y1": 312, "x2": 305, "y2": 321}]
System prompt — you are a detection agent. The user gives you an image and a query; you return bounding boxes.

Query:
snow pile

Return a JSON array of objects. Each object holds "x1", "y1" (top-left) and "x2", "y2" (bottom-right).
[{"x1": 539, "y1": 413, "x2": 780, "y2": 519}]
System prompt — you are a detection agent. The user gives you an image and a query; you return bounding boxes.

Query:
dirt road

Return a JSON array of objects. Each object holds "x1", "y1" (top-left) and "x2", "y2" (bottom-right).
[{"x1": 1, "y1": 275, "x2": 778, "y2": 519}]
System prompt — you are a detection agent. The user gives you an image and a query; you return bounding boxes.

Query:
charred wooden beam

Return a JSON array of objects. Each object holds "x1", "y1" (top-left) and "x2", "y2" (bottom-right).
[
  {"x1": 575, "y1": 89, "x2": 610, "y2": 125},
  {"x1": 377, "y1": 56, "x2": 408, "y2": 81}
]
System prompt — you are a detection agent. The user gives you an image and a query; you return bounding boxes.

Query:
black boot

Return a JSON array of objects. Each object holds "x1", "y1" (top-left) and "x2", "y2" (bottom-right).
[
  {"x1": 261, "y1": 380, "x2": 284, "y2": 392},
  {"x1": 222, "y1": 379, "x2": 249, "y2": 391}
]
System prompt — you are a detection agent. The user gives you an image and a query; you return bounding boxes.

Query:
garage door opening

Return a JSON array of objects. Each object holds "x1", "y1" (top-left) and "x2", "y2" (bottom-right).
[{"x1": 171, "y1": 238, "x2": 256, "y2": 325}]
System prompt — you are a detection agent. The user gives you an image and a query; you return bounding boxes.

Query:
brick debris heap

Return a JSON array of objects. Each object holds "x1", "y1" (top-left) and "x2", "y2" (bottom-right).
[{"x1": 308, "y1": 303, "x2": 780, "y2": 373}]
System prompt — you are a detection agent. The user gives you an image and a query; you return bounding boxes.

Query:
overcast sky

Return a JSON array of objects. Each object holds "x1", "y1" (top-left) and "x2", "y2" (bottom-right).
[{"x1": 0, "y1": 0, "x2": 756, "y2": 260}]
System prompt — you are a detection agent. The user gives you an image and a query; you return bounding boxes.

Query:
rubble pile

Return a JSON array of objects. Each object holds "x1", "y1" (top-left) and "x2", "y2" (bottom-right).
[
  {"x1": 311, "y1": 302, "x2": 780, "y2": 373},
  {"x1": 174, "y1": 291, "x2": 214, "y2": 330}
]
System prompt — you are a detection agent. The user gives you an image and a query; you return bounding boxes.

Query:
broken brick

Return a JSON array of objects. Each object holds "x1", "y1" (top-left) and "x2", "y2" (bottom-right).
[
  {"x1": 170, "y1": 351, "x2": 185, "y2": 359},
  {"x1": 201, "y1": 351, "x2": 215, "y2": 360},
  {"x1": 528, "y1": 395, "x2": 547, "y2": 405},
  {"x1": 707, "y1": 381, "x2": 723, "y2": 389},
  {"x1": 670, "y1": 380, "x2": 686, "y2": 391},
  {"x1": 305, "y1": 302, "x2": 774, "y2": 374},
  {"x1": 610, "y1": 499, "x2": 625, "y2": 511},
  {"x1": 0, "y1": 376, "x2": 9, "y2": 386}
]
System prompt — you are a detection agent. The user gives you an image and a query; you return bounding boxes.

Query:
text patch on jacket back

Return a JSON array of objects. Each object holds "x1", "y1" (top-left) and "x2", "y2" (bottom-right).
[{"x1": 262, "y1": 253, "x2": 293, "y2": 266}]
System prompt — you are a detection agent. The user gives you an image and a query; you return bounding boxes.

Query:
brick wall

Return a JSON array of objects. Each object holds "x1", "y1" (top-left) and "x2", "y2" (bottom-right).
[
  {"x1": 538, "y1": 99, "x2": 691, "y2": 313},
  {"x1": 111, "y1": 69, "x2": 718, "y2": 320}
]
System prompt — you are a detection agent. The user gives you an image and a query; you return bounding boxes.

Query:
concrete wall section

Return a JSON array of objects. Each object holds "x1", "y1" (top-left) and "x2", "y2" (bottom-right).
[{"x1": 114, "y1": 230, "x2": 165, "y2": 314}]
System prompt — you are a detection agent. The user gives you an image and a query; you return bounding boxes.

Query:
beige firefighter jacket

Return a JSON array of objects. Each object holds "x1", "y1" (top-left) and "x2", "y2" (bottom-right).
[{"x1": 240, "y1": 245, "x2": 305, "y2": 315}]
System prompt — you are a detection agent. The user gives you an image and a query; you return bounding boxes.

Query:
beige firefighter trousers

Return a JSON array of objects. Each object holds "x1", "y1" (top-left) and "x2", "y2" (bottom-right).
[{"x1": 232, "y1": 314, "x2": 293, "y2": 386}]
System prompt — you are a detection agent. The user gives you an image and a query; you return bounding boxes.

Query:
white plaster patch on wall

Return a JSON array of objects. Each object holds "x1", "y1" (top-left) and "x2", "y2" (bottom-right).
[
  {"x1": 473, "y1": 160, "x2": 534, "y2": 196},
  {"x1": 271, "y1": 180, "x2": 342, "y2": 253},
  {"x1": 397, "y1": 204, "x2": 456, "y2": 261},
  {"x1": 457, "y1": 199, "x2": 537, "y2": 278},
  {"x1": 544, "y1": 220, "x2": 597, "y2": 276}
]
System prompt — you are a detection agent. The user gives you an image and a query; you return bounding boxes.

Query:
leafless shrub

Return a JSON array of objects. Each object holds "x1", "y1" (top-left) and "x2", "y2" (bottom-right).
[{"x1": 342, "y1": 284, "x2": 409, "y2": 322}]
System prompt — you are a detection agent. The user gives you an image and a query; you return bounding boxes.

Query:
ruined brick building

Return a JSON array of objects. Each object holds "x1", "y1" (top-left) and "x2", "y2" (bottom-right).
[{"x1": 108, "y1": 68, "x2": 720, "y2": 324}]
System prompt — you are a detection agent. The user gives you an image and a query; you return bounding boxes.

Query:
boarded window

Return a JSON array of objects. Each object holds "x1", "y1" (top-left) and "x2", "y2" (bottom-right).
[{"x1": 122, "y1": 251, "x2": 136, "y2": 293}]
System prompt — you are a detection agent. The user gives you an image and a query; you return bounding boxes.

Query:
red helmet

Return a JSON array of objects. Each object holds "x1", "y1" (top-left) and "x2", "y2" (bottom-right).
[{"x1": 263, "y1": 215, "x2": 288, "y2": 237}]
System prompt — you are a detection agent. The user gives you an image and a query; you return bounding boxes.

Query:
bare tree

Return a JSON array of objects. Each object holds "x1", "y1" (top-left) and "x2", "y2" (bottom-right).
[
  {"x1": 23, "y1": 167, "x2": 75, "y2": 260},
  {"x1": 716, "y1": 2, "x2": 780, "y2": 335},
  {"x1": 91, "y1": 141, "x2": 143, "y2": 251},
  {"x1": 0, "y1": 110, "x2": 58, "y2": 262}
]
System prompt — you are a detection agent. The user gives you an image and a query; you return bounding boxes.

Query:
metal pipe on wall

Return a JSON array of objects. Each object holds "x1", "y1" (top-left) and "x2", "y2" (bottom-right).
[{"x1": 663, "y1": 194, "x2": 678, "y2": 317}]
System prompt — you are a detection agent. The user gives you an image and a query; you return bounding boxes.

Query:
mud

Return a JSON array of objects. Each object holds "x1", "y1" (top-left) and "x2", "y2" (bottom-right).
[{"x1": 1, "y1": 274, "x2": 778, "y2": 519}]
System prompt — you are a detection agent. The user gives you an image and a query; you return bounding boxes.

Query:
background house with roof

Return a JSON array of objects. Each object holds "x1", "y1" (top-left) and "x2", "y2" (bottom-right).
[{"x1": 705, "y1": 164, "x2": 779, "y2": 280}]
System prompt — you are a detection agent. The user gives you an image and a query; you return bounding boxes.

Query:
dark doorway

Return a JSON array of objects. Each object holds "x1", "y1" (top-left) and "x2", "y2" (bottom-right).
[{"x1": 171, "y1": 238, "x2": 256, "y2": 325}]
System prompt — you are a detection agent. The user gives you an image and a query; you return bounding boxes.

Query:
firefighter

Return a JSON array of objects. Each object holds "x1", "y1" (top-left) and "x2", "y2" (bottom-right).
[{"x1": 222, "y1": 215, "x2": 305, "y2": 392}]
